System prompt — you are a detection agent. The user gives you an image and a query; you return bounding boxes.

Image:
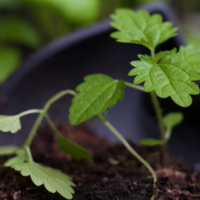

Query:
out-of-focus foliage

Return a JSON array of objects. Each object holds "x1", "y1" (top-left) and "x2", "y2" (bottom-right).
[
  {"x1": 1, "y1": 0, "x2": 200, "y2": 83},
  {"x1": 0, "y1": 46, "x2": 20, "y2": 82},
  {"x1": 0, "y1": 0, "x2": 160, "y2": 83}
]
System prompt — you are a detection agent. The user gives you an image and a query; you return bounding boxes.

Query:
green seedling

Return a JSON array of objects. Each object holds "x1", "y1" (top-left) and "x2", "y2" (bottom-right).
[
  {"x1": 68, "y1": 8, "x2": 200, "y2": 198},
  {"x1": 1, "y1": 8, "x2": 200, "y2": 200},
  {"x1": 0, "y1": 90, "x2": 92, "y2": 199}
]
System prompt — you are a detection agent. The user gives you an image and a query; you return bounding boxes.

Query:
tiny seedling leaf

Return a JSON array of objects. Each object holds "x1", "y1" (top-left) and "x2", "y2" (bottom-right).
[
  {"x1": 129, "y1": 49, "x2": 200, "y2": 107},
  {"x1": 69, "y1": 74, "x2": 125, "y2": 125},
  {"x1": 0, "y1": 115, "x2": 21, "y2": 133},
  {"x1": 110, "y1": 9, "x2": 178, "y2": 50},
  {"x1": 57, "y1": 135, "x2": 93, "y2": 163},
  {"x1": 139, "y1": 138, "x2": 163, "y2": 146},
  {"x1": 12, "y1": 162, "x2": 75, "y2": 199},
  {"x1": 5, "y1": 153, "x2": 27, "y2": 167},
  {"x1": 0, "y1": 146, "x2": 19, "y2": 155},
  {"x1": 163, "y1": 112, "x2": 183, "y2": 129}
]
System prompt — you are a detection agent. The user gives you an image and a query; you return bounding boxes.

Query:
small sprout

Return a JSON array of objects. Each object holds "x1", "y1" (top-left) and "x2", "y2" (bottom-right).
[
  {"x1": 163, "y1": 112, "x2": 184, "y2": 140},
  {"x1": 0, "y1": 8, "x2": 200, "y2": 200},
  {"x1": 0, "y1": 90, "x2": 91, "y2": 199}
]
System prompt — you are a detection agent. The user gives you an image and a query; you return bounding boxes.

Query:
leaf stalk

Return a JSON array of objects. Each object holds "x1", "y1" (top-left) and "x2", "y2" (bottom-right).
[
  {"x1": 24, "y1": 145, "x2": 33, "y2": 162},
  {"x1": 25, "y1": 90, "x2": 77, "y2": 147},
  {"x1": 98, "y1": 114, "x2": 157, "y2": 185},
  {"x1": 124, "y1": 81, "x2": 145, "y2": 91},
  {"x1": 149, "y1": 91, "x2": 167, "y2": 165}
]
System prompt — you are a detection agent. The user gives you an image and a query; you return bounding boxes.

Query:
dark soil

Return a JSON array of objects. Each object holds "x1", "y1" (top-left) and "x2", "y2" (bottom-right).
[{"x1": 0, "y1": 123, "x2": 200, "y2": 200}]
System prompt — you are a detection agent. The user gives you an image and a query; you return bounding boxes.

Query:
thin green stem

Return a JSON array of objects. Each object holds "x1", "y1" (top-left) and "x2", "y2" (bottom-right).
[
  {"x1": 150, "y1": 91, "x2": 165, "y2": 141},
  {"x1": 98, "y1": 115, "x2": 157, "y2": 185},
  {"x1": 25, "y1": 111, "x2": 45, "y2": 146},
  {"x1": 150, "y1": 48, "x2": 155, "y2": 59},
  {"x1": 45, "y1": 113, "x2": 62, "y2": 137},
  {"x1": 150, "y1": 48, "x2": 168, "y2": 166},
  {"x1": 25, "y1": 90, "x2": 77, "y2": 147},
  {"x1": 43, "y1": 90, "x2": 77, "y2": 112},
  {"x1": 24, "y1": 145, "x2": 33, "y2": 162},
  {"x1": 124, "y1": 81, "x2": 145, "y2": 91},
  {"x1": 150, "y1": 91, "x2": 167, "y2": 165},
  {"x1": 18, "y1": 109, "x2": 43, "y2": 117}
]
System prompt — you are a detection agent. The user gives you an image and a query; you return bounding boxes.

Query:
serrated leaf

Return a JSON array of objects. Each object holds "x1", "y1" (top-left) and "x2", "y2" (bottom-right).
[
  {"x1": 129, "y1": 49, "x2": 200, "y2": 107},
  {"x1": 110, "y1": 9, "x2": 178, "y2": 50},
  {"x1": 139, "y1": 138, "x2": 163, "y2": 146},
  {"x1": 0, "y1": 146, "x2": 19, "y2": 155},
  {"x1": 163, "y1": 112, "x2": 183, "y2": 129},
  {"x1": 69, "y1": 74, "x2": 125, "y2": 125},
  {"x1": 12, "y1": 162, "x2": 75, "y2": 199},
  {"x1": 57, "y1": 135, "x2": 93, "y2": 163},
  {"x1": 180, "y1": 44, "x2": 200, "y2": 72},
  {"x1": 0, "y1": 115, "x2": 21, "y2": 133}
]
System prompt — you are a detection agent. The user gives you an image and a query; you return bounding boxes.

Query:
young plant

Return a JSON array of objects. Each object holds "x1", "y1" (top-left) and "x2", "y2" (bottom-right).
[
  {"x1": 0, "y1": 90, "x2": 93, "y2": 199},
  {"x1": 0, "y1": 8, "x2": 200, "y2": 200},
  {"x1": 68, "y1": 8, "x2": 200, "y2": 196},
  {"x1": 109, "y1": 9, "x2": 200, "y2": 162}
]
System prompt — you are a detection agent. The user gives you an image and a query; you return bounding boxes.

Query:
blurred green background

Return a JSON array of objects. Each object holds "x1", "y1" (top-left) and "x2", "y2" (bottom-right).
[{"x1": 0, "y1": 0, "x2": 200, "y2": 83}]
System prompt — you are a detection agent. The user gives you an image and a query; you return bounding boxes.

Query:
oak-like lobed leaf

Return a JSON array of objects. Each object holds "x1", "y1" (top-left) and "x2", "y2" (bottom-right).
[
  {"x1": 129, "y1": 49, "x2": 200, "y2": 107},
  {"x1": 69, "y1": 74, "x2": 125, "y2": 125},
  {"x1": 163, "y1": 112, "x2": 183, "y2": 129},
  {"x1": 0, "y1": 115, "x2": 21, "y2": 133},
  {"x1": 139, "y1": 138, "x2": 163, "y2": 146},
  {"x1": 12, "y1": 162, "x2": 75, "y2": 199},
  {"x1": 57, "y1": 135, "x2": 93, "y2": 163},
  {"x1": 110, "y1": 9, "x2": 178, "y2": 50}
]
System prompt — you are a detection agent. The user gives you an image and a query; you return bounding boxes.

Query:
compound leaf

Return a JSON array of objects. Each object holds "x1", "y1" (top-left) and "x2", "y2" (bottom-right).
[
  {"x1": 110, "y1": 9, "x2": 178, "y2": 50},
  {"x1": 0, "y1": 115, "x2": 21, "y2": 133},
  {"x1": 139, "y1": 138, "x2": 163, "y2": 146},
  {"x1": 129, "y1": 49, "x2": 200, "y2": 107},
  {"x1": 163, "y1": 112, "x2": 183, "y2": 129},
  {"x1": 69, "y1": 74, "x2": 125, "y2": 125},
  {"x1": 12, "y1": 162, "x2": 75, "y2": 199},
  {"x1": 57, "y1": 135, "x2": 93, "y2": 163}
]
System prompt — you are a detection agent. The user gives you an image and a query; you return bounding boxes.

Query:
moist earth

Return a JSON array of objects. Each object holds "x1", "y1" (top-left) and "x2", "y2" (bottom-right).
[{"x1": 0, "y1": 123, "x2": 200, "y2": 200}]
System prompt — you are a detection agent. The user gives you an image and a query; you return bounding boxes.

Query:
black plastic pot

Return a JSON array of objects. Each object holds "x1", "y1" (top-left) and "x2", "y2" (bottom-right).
[{"x1": 0, "y1": 3, "x2": 199, "y2": 165}]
